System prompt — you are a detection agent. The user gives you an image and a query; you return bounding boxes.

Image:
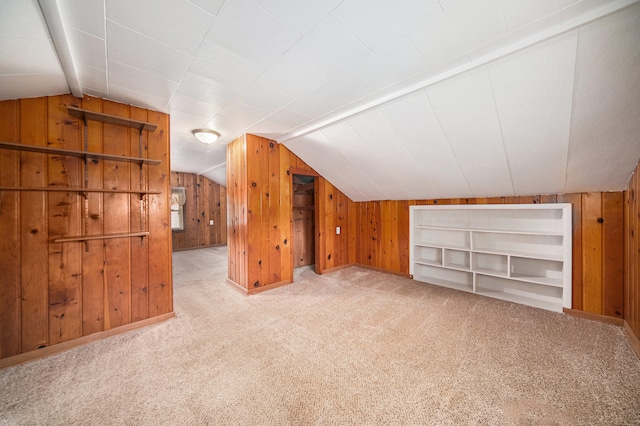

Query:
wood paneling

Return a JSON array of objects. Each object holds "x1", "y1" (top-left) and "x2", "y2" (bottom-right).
[
  {"x1": 0, "y1": 100, "x2": 21, "y2": 358},
  {"x1": 226, "y1": 135, "x2": 355, "y2": 293},
  {"x1": 170, "y1": 171, "x2": 227, "y2": 251},
  {"x1": 0, "y1": 95, "x2": 172, "y2": 362},
  {"x1": 355, "y1": 193, "x2": 626, "y2": 318},
  {"x1": 625, "y1": 161, "x2": 640, "y2": 353}
]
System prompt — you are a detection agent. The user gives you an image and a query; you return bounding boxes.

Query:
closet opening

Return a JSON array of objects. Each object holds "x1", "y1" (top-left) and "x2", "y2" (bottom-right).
[{"x1": 292, "y1": 174, "x2": 316, "y2": 271}]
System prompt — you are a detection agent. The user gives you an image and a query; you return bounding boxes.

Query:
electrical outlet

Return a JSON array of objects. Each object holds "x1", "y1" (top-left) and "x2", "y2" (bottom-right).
[
  {"x1": 336, "y1": 226, "x2": 340, "y2": 235},
  {"x1": 209, "y1": 219, "x2": 214, "y2": 225}
]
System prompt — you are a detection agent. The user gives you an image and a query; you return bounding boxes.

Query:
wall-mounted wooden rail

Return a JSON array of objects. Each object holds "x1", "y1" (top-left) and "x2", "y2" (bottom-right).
[
  {"x1": 0, "y1": 141, "x2": 161, "y2": 165},
  {"x1": 54, "y1": 231, "x2": 149, "y2": 243},
  {"x1": 67, "y1": 106, "x2": 157, "y2": 132}
]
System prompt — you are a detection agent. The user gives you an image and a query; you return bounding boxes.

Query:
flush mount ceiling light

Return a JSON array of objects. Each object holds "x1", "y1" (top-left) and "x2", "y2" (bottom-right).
[{"x1": 192, "y1": 128, "x2": 220, "y2": 144}]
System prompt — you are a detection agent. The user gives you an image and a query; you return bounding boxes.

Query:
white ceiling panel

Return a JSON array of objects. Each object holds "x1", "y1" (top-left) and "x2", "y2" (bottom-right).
[
  {"x1": 565, "y1": 3, "x2": 640, "y2": 192},
  {"x1": 426, "y1": 68, "x2": 514, "y2": 198},
  {"x1": 380, "y1": 91, "x2": 471, "y2": 199},
  {"x1": 283, "y1": 132, "x2": 373, "y2": 201},
  {"x1": 107, "y1": 84, "x2": 171, "y2": 112},
  {"x1": 253, "y1": 56, "x2": 327, "y2": 99},
  {"x1": 500, "y1": 0, "x2": 579, "y2": 30},
  {"x1": 188, "y1": 0, "x2": 225, "y2": 16},
  {"x1": 318, "y1": 120, "x2": 410, "y2": 200},
  {"x1": 283, "y1": 16, "x2": 373, "y2": 79},
  {"x1": 489, "y1": 32, "x2": 577, "y2": 196},
  {"x1": 107, "y1": 61, "x2": 178, "y2": 102},
  {"x1": 76, "y1": 64, "x2": 107, "y2": 94},
  {"x1": 252, "y1": 0, "x2": 343, "y2": 35},
  {"x1": 331, "y1": 0, "x2": 442, "y2": 52},
  {"x1": 351, "y1": 39, "x2": 431, "y2": 88},
  {"x1": 67, "y1": 28, "x2": 105, "y2": 71},
  {"x1": 0, "y1": 0, "x2": 50, "y2": 39},
  {"x1": 234, "y1": 83, "x2": 293, "y2": 113},
  {"x1": 0, "y1": 39, "x2": 62, "y2": 75},
  {"x1": 0, "y1": 74, "x2": 69, "y2": 101},
  {"x1": 106, "y1": 0, "x2": 214, "y2": 56},
  {"x1": 169, "y1": 93, "x2": 224, "y2": 118},
  {"x1": 189, "y1": 39, "x2": 265, "y2": 90},
  {"x1": 177, "y1": 71, "x2": 242, "y2": 106},
  {"x1": 200, "y1": 162, "x2": 227, "y2": 186},
  {"x1": 106, "y1": 22, "x2": 191, "y2": 82},
  {"x1": 409, "y1": 0, "x2": 508, "y2": 66},
  {"x1": 206, "y1": 0, "x2": 300, "y2": 67},
  {"x1": 58, "y1": 0, "x2": 105, "y2": 38}
]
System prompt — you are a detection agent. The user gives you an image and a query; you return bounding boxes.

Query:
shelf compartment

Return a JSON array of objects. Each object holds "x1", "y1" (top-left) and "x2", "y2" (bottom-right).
[
  {"x1": 67, "y1": 106, "x2": 157, "y2": 132},
  {"x1": 472, "y1": 232, "x2": 563, "y2": 260},
  {"x1": 415, "y1": 228, "x2": 470, "y2": 250},
  {"x1": 472, "y1": 252, "x2": 508, "y2": 277},
  {"x1": 414, "y1": 246, "x2": 442, "y2": 266},
  {"x1": 0, "y1": 141, "x2": 161, "y2": 165},
  {"x1": 443, "y1": 249, "x2": 470, "y2": 271},
  {"x1": 413, "y1": 264, "x2": 473, "y2": 293},
  {"x1": 510, "y1": 257, "x2": 563, "y2": 287},
  {"x1": 475, "y1": 274, "x2": 563, "y2": 312}
]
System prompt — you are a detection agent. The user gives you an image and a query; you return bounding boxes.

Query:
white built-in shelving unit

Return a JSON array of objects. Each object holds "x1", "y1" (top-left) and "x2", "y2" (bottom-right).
[{"x1": 410, "y1": 204, "x2": 572, "y2": 313}]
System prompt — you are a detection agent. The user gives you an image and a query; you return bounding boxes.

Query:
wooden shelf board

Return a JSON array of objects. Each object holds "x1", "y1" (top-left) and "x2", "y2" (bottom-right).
[
  {"x1": 67, "y1": 106, "x2": 157, "y2": 132},
  {"x1": 0, "y1": 187, "x2": 160, "y2": 195},
  {"x1": 0, "y1": 141, "x2": 161, "y2": 165},
  {"x1": 54, "y1": 231, "x2": 149, "y2": 243}
]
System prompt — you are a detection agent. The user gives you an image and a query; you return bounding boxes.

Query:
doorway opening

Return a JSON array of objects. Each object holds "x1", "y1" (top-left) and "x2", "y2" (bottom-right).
[{"x1": 292, "y1": 174, "x2": 315, "y2": 270}]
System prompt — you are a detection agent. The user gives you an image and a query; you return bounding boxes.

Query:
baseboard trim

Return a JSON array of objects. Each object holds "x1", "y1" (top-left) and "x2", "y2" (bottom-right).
[
  {"x1": 248, "y1": 279, "x2": 293, "y2": 294},
  {"x1": 317, "y1": 264, "x2": 353, "y2": 274},
  {"x1": 562, "y1": 308, "x2": 624, "y2": 326},
  {"x1": 0, "y1": 312, "x2": 175, "y2": 370},
  {"x1": 226, "y1": 278, "x2": 248, "y2": 295},
  {"x1": 623, "y1": 321, "x2": 640, "y2": 360},
  {"x1": 226, "y1": 278, "x2": 294, "y2": 295},
  {"x1": 354, "y1": 263, "x2": 412, "y2": 278}
]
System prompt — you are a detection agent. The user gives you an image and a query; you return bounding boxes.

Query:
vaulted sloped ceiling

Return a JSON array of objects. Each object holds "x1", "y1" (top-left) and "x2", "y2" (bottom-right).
[{"x1": 0, "y1": 0, "x2": 639, "y2": 201}]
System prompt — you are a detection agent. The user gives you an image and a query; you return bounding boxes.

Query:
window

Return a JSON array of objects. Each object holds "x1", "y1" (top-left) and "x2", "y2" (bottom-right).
[{"x1": 171, "y1": 187, "x2": 186, "y2": 231}]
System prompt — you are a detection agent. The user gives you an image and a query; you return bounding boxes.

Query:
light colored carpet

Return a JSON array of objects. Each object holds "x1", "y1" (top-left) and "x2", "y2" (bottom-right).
[{"x1": 1, "y1": 246, "x2": 639, "y2": 425}]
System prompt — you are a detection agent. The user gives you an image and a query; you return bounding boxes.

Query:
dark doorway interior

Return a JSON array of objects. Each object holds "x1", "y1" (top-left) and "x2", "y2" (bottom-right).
[{"x1": 292, "y1": 174, "x2": 315, "y2": 268}]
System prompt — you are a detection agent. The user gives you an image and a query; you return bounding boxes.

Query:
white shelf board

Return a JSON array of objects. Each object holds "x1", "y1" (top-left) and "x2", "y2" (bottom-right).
[
  {"x1": 415, "y1": 241, "x2": 470, "y2": 251},
  {"x1": 472, "y1": 247, "x2": 563, "y2": 262},
  {"x1": 415, "y1": 258, "x2": 442, "y2": 267},
  {"x1": 509, "y1": 273, "x2": 563, "y2": 288},
  {"x1": 475, "y1": 289, "x2": 563, "y2": 313},
  {"x1": 414, "y1": 225, "x2": 563, "y2": 236},
  {"x1": 413, "y1": 275, "x2": 473, "y2": 294},
  {"x1": 473, "y1": 267, "x2": 508, "y2": 278}
]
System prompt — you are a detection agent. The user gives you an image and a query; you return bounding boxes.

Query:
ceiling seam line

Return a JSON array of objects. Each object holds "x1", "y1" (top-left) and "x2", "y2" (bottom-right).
[
  {"x1": 563, "y1": 29, "x2": 581, "y2": 195},
  {"x1": 486, "y1": 67, "x2": 516, "y2": 198},
  {"x1": 423, "y1": 88, "x2": 474, "y2": 198}
]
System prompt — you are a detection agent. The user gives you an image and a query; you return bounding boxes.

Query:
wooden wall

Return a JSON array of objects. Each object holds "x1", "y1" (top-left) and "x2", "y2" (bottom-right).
[
  {"x1": 625, "y1": 161, "x2": 640, "y2": 353},
  {"x1": 356, "y1": 193, "x2": 625, "y2": 319},
  {"x1": 226, "y1": 134, "x2": 355, "y2": 294},
  {"x1": 170, "y1": 171, "x2": 227, "y2": 251},
  {"x1": 0, "y1": 95, "x2": 172, "y2": 362}
]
